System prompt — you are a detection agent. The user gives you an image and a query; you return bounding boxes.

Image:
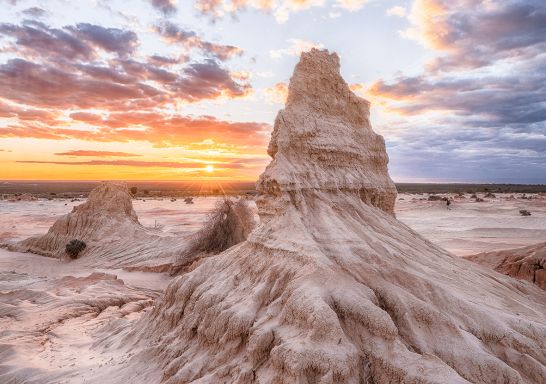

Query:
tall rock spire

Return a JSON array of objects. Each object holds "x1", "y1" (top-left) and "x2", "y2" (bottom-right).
[{"x1": 258, "y1": 49, "x2": 397, "y2": 215}]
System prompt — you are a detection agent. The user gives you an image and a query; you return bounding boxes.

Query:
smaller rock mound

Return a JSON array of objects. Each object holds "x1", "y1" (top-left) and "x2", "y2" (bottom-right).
[
  {"x1": 465, "y1": 242, "x2": 546, "y2": 290},
  {"x1": 9, "y1": 182, "x2": 141, "y2": 260},
  {"x1": 7, "y1": 181, "x2": 185, "y2": 270}
]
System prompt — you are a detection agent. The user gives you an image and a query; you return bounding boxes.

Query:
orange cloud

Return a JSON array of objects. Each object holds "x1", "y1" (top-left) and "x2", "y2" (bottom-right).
[
  {"x1": 1, "y1": 115, "x2": 271, "y2": 149},
  {"x1": 55, "y1": 150, "x2": 141, "y2": 157},
  {"x1": 401, "y1": 0, "x2": 450, "y2": 50},
  {"x1": 264, "y1": 82, "x2": 288, "y2": 104}
]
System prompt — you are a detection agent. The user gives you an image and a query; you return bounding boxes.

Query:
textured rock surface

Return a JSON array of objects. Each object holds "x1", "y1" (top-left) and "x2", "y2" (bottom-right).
[
  {"x1": 465, "y1": 241, "x2": 546, "y2": 290},
  {"x1": 8, "y1": 182, "x2": 182, "y2": 270},
  {"x1": 258, "y1": 49, "x2": 397, "y2": 216},
  {"x1": 0, "y1": 268, "x2": 159, "y2": 383},
  {"x1": 123, "y1": 49, "x2": 546, "y2": 383}
]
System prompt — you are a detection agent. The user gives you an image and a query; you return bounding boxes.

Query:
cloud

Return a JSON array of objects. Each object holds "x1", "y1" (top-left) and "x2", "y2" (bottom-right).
[
  {"x1": 401, "y1": 0, "x2": 546, "y2": 71},
  {"x1": 148, "y1": 54, "x2": 186, "y2": 66},
  {"x1": 154, "y1": 21, "x2": 243, "y2": 61},
  {"x1": 264, "y1": 82, "x2": 288, "y2": 104},
  {"x1": 0, "y1": 20, "x2": 139, "y2": 61},
  {"x1": 149, "y1": 0, "x2": 177, "y2": 15},
  {"x1": 192, "y1": 0, "x2": 374, "y2": 22},
  {"x1": 386, "y1": 6, "x2": 406, "y2": 17},
  {"x1": 270, "y1": 39, "x2": 324, "y2": 58},
  {"x1": 334, "y1": 0, "x2": 369, "y2": 12},
  {"x1": 55, "y1": 150, "x2": 141, "y2": 157},
  {"x1": 194, "y1": 0, "x2": 327, "y2": 23},
  {"x1": 0, "y1": 55, "x2": 250, "y2": 109},
  {"x1": 173, "y1": 60, "x2": 251, "y2": 101},
  {"x1": 0, "y1": 59, "x2": 164, "y2": 109},
  {"x1": 0, "y1": 14, "x2": 264, "y2": 180},
  {"x1": 1, "y1": 114, "x2": 270, "y2": 149},
  {"x1": 67, "y1": 23, "x2": 139, "y2": 57},
  {"x1": 0, "y1": 21, "x2": 95, "y2": 60},
  {"x1": 21, "y1": 7, "x2": 47, "y2": 18},
  {"x1": 369, "y1": 0, "x2": 546, "y2": 183}
]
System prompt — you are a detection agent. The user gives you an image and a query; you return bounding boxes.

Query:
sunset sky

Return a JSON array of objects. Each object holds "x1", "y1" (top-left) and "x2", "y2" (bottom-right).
[{"x1": 0, "y1": 0, "x2": 545, "y2": 183}]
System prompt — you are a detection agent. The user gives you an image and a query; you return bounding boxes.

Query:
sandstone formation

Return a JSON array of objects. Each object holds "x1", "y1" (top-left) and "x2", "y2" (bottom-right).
[
  {"x1": 8, "y1": 182, "x2": 182, "y2": 270},
  {"x1": 122, "y1": 50, "x2": 546, "y2": 383},
  {"x1": 465, "y1": 241, "x2": 546, "y2": 290}
]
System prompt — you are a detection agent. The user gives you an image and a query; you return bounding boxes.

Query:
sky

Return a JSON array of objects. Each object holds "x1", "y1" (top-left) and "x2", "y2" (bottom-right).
[{"x1": 0, "y1": 0, "x2": 544, "y2": 183}]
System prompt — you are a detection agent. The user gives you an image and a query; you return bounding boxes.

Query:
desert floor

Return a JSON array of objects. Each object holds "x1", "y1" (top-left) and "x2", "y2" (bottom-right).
[{"x1": 0, "y1": 193, "x2": 545, "y2": 382}]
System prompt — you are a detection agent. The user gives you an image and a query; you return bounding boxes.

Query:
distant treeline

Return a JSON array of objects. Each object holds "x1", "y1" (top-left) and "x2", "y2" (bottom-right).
[{"x1": 0, "y1": 181, "x2": 545, "y2": 196}]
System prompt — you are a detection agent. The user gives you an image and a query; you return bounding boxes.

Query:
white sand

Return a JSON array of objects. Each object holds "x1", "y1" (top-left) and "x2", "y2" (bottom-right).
[
  {"x1": 396, "y1": 193, "x2": 546, "y2": 255},
  {"x1": 2, "y1": 193, "x2": 544, "y2": 257}
]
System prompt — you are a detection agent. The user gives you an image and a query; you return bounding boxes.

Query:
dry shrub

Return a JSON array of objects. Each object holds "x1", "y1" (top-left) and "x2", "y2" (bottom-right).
[
  {"x1": 66, "y1": 239, "x2": 86, "y2": 259},
  {"x1": 171, "y1": 198, "x2": 257, "y2": 274}
]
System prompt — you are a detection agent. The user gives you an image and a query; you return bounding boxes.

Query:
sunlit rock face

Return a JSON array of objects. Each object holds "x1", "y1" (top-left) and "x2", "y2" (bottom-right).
[
  {"x1": 126, "y1": 50, "x2": 546, "y2": 384},
  {"x1": 466, "y1": 241, "x2": 546, "y2": 290},
  {"x1": 258, "y1": 49, "x2": 397, "y2": 216}
]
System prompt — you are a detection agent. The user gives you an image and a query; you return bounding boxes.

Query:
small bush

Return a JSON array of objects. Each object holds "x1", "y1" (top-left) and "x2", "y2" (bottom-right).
[
  {"x1": 171, "y1": 198, "x2": 256, "y2": 275},
  {"x1": 519, "y1": 210, "x2": 531, "y2": 216},
  {"x1": 66, "y1": 239, "x2": 86, "y2": 259},
  {"x1": 130, "y1": 187, "x2": 138, "y2": 195}
]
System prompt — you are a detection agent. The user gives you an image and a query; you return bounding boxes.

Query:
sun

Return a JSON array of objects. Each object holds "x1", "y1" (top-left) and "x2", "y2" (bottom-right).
[{"x1": 205, "y1": 164, "x2": 214, "y2": 173}]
